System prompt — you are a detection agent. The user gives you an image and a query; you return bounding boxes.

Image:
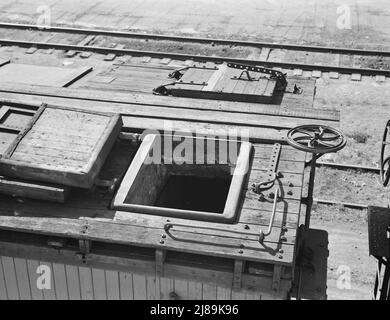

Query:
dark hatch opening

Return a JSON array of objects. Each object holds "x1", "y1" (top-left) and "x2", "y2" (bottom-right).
[{"x1": 155, "y1": 174, "x2": 232, "y2": 213}]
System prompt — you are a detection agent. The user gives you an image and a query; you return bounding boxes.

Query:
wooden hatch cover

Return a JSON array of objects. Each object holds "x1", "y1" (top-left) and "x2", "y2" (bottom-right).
[
  {"x1": 153, "y1": 62, "x2": 288, "y2": 103},
  {"x1": 0, "y1": 102, "x2": 122, "y2": 188},
  {"x1": 0, "y1": 63, "x2": 92, "y2": 87}
]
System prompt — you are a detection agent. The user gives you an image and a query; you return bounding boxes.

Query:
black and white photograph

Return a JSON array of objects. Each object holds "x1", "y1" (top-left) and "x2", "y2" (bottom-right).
[{"x1": 0, "y1": 0, "x2": 389, "y2": 306}]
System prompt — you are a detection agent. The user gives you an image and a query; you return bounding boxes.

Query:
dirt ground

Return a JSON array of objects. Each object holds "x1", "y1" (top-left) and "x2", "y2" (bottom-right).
[{"x1": 303, "y1": 77, "x2": 390, "y2": 300}]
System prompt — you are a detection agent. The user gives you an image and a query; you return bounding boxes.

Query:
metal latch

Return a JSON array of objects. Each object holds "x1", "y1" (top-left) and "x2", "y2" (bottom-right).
[{"x1": 252, "y1": 143, "x2": 282, "y2": 194}]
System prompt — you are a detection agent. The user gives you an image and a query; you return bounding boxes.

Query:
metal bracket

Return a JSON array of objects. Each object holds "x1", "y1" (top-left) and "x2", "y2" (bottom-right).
[
  {"x1": 78, "y1": 239, "x2": 91, "y2": 255},
  {"x1": 304, "y1": 153, "x2": 323, "y2": 167},
  {"x1": 152, "y1": 82, "x2": 176, "y2": 95},
  {"x1": 177, "y1": 80, "x2": 208, "y2": 86},
  {"x1": 231, "y1": 69, "x2": 260, "y2": 81},
  {"x1": 227, "y1": 62, "x2": 287, "y2": 91},
  {"x1": 47, "y1": 238, "x2": 67, "y2": 249},
  {"x1": 94, "y1": 178, "x2": 118, "y2": 192},
  {"x1": 252, "y1": 143, "x2": 281, "y2": 194},
  {"x1": 168, "y1": 68, "x2": 188, "y2": 80}
]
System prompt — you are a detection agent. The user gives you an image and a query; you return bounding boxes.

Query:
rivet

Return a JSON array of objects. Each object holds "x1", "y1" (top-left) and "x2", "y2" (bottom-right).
[
  {"x1": 238, "y1": 249, "x2": 244, "y2": 254},
  {"x1": 244, "y1": 225, "x2": 250, "y2": 230},
  {"x1": 161, "y1": 234, "x2": 167, "y2": 239},
  {"x1": 287, "y1": 190, "x2": 293, "y2": 196},
  {"x1": 289, "y1": 182, "x2": 294, "y2": 187},
  {"x1": 159, "y1": 240, "x2": 165, "y2": 244}
]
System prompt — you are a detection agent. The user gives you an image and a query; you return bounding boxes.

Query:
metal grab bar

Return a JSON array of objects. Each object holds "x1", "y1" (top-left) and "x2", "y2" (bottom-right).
[{"x1": 259, "y1": 187, "x2": 279, "y2": 243}]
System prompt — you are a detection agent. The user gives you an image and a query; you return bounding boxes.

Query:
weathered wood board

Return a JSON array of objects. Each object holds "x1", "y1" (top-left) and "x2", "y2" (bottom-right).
[
  {"x1": 0, "y1": 63, "x2": 92, "y2": 87},
  {"x1": 0, "y1": 102, "x2": 39, "y2": 156},
  {"x1": 0, "y1": 176, "x2": 70, "y2": 203},
  {"x1": 0, "y1": 255, "x2": 287, "y2": 300},
  {"x1": 165, "y1": 64, "x2": 279, "y2": 103},
  {"x1": 0, "y1": 103, "x2": 122, "y2": 188}
]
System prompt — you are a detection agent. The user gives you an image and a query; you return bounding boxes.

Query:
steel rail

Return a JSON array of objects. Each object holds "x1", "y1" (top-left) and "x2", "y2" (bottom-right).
[
  {"x1": 313, "y1": 198, "x2": 368, "y2": 210},
  {"x1": 317, "y1": 161, "x2": 380, "y2": 173},
  {"x1": 1, "y1": 22, "x2": 390, "y2": 57},
  {"x1": 1, "y1": 38, "x2": 389, "y2": 76}
]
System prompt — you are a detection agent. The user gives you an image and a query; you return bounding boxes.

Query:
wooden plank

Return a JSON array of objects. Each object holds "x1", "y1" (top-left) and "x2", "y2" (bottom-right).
[
  {"x1": 78, "y1": 266, "x2": 94, "y2": 300},
  {"x1": 245, "y1": 290, "x2": 261, "y2": 300},
  {"x1": 52, "y1": 263, "x2": 69, "y2": 300},
  {"x1": 146, "y1": 274, "x2": 157, "y2": 299},
  {"x1": 155, "y1": 249, "x2": 166, "y2": 277},
  {"x1": 65, "y1": 265, "x2": 81, "y2": 300},
  {"x1": 174, "y1": 279, "x2": 188, "y2": 300},
  {"x1": 0, "y1": 80, "x2": 337, "y2": 121},
  {"x1": 119, "y1": 272, "x2": 134, "y2": 300},
  {"x1": 27, "y1": 259, "x2": 43, "y2": 300},
  {"x1": 202, "y1": 65, "x2": 227, "y2": 92},
  {"x1": 132, "y1": 273, "x2": 147, "y2": 300},
  {"x1": 202, "y1": 283, "x2": 217, "y2": 300},
  {"x1": 272, "y1": 265, "x2": 283, "y2": 292},
  {"x1": 233, "y1": 260, "x2": 244, "y2": 289},
  {"x1": 0, "y1": 257, "x2": 8, "y2": 300},
  {"x1": 188, "y1": 281, "x2": 203, "y2": 300},
  {"x1": 1, "y1": 256, "x2": 19, "y2": 300},
  {"x1": 160, "y1": 277, "x2": 174, "y2": 300},
  {"x1": 217, "y1": 286, "x2": 232, "y2": 299},
  {"x1": 253, "y1": 144, "x2": 306, "y2": 162},
  {"x1": 0, "y1": 213, "x2": 296, "y2": 265},
  {"x1": 1, "y1": 94, "x2": 301, "y2": 143},
  {"x1": 231, "y1": 289, "x2": 246, "y2": 299},
  {"x1": 0, "y1": 176, "x2": 70, "y2": 203},
  {"x1": 106, "y1": 270, "x2": 120, "y2": 300},
  {"x1": 0, "y1": 239, "x2": 293, "y2": 297},
  {"x1": 13, "y1": 258, "x2": 32, "y2": 300},
  {"x1": 0, "y1": 64, "x2": 92, "y2": 87},
  {"x1": 91, "y1": 268, "x2": 107, "y2": 300}
]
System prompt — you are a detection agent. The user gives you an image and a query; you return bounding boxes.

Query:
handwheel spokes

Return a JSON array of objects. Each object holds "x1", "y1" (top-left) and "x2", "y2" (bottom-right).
[
  {"x1": 309, "y1": 139, "x2": 337, "y2": 148},
  {"x1": 294, "y1": 128, "x2": 315, "y2": 138},
  {"x1": 286, "y1": 124, "x2": 346, "y2": 154}
]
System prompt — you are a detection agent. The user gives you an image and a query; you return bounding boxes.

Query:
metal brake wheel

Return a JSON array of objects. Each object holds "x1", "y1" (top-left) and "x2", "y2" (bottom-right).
[
  {"x1": 380, "y1": 120, "x2": 390, "y2": 187},
  {"x1": 286, "y1": 125, "x2": 346, "y2": 154}
]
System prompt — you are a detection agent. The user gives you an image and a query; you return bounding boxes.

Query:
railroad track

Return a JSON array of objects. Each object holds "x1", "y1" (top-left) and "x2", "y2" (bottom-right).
[{"x1": 0, "y1": 22, "x2": 389, "y2": 78}]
